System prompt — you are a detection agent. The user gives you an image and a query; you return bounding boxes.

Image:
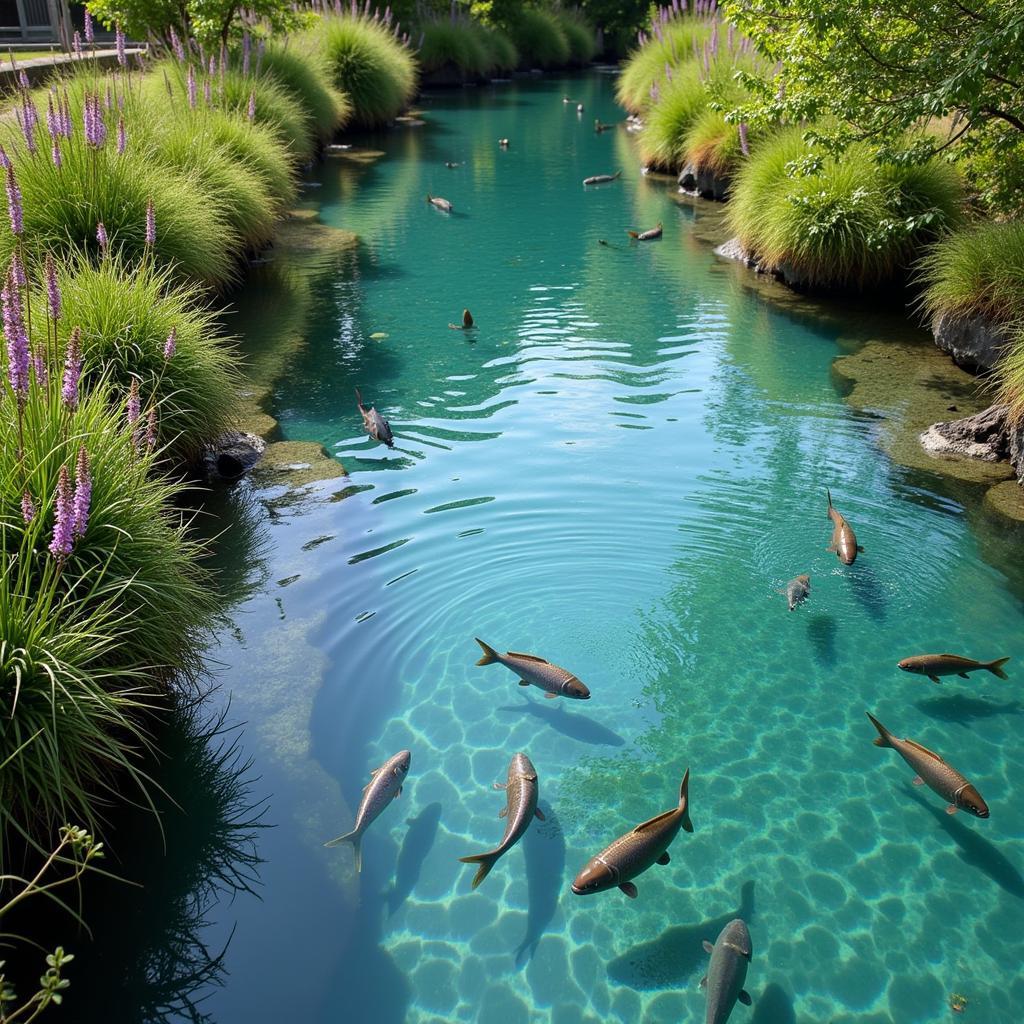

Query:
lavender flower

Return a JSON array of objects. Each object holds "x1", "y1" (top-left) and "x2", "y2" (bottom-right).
[
  {"x1": 72, "y1": 446, "x2": 91, "y2": 538},
  {"x1": 46, "y1": 95, "x2": 59, "y2": 141},
  {"x1": 0, "y1": 145, "x2": 10, "y2": 170},
  {"x1": 18, "y1": 70, "x2": 29, "y2": 90},
  {"x1": 145, "y1": 407, "x2": 158, "y2": 448},
  {"x1": 203, "y1": 77, "x2": 212, "y2": 104},
  {"x1": 21, "y1": 490, "x2": 35, "y2": 524},
  {"x1": 117, "y1": 116, "x2": 126, "y2": 154},
  {"x1": 96, "y1": 221, "x2": 108, "y2": 249},
  {"x1": 84, "y1": 92, "x2": 106, "y2": 147},
  {"x1": 187, "y1": 64, "x2": 197, "y2": 108},
  {"x1": 45, "y1": 253, "x2": 60, "y2": 320},
  {"x1": 163, "y1": 325, "x2": 177, "y2": 359},
  {"x1": 62, "y1": 326, "x2": 82, "y2": 409},
  {"x1": 4, "y1": 165, "x2": 22, "y2": 236},
  {"x1": 170, "y1": 27, "x2": 185, "y2": 62},
  {"x1": 60, "y1": 92, "x2": 72, "y2": 136},
  {"x1": 84, "y1": 8, "x2": 94, "y2": 44},
  {"x1": 73, "y1": 30, "x2": 82, "y2": 55},
  {"x1": 116, "y1": 23, "x2": 126, "y2": 66},
  {"x1": 51, "y1": 141, "x2": 62, "y2": 168},
  {"x1": 18, "y1": 101, "x2": 37, "y2": 155},
  {"x1": 49, "y1": 464, "x2": 74, "y2": 559},
  {"x1": 738, "y1": 122, "x2": 749, "y2": 156},
  {"x1": 3, "y1": 270, "x2": 29, "y2": 399},
  {"x1": 127, "y1": 376, "x2": 140, "y2": 427},
  {"x1": 145, "y1": 197, "x2": 155, "y2": 246},
  {"x1": 247, "y1": 91, "x2": 256, "y2": 121}
]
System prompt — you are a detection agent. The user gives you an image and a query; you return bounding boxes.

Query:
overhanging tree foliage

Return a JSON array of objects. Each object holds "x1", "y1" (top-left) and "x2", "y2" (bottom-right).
[{"x1": 722, "y1": 0, "x2": 1024, "y2": 213}]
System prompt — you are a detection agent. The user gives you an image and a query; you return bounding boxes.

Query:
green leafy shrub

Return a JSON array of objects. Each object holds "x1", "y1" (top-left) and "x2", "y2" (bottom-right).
[
  {"x1": 550, "y1": 8, "x2": 596, "y2": 64},
  {"x1": 419, "y1": 16, "x2": 493, "y2": 76},
  {"x1": 505, "y1": 8, "x2": 570, "y2": 68}
]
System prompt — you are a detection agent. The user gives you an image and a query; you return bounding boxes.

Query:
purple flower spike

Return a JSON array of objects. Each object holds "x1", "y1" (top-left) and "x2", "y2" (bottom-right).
[
  {"x1": 117, "y1": 117, "x2": 126, "y2": 154},
  {"x1": 46, "y1": 254, "x2": 60, "y2": 320},
  {"x1": 49, "y1": 464, "x2": 75, "y2": 560},
  {"x1": 739, "y1": 122, "x2": 749, "y2": 156},
  {"x1": 96, "y1": 221, "x2": 108, "y2": 249},
  {"x1": 73, "y1": 30, "x2": 82, "y2": 55},
  {"x1": 116, "y1": 23, "x2": 126, "y2": 66},
  {"x1": 72, "y1": 446, "x2": 91, "y2": 539},
  {"x1": 52, "y1": 141, "x2": 62, "y2": 168},
  {"x1": 62, "y1": 326, "x2": 82, "y2": 409},
  {"x1": 32, "y1": 343, "x2": 47, "y2": 386},
  {"x1": 208, "y1": 54, "x2": 216, "y2": 77},
  {"x1": 247, "y1": 91, "x2": 256, "y2": 122},
  {"x1": 60, "y1": 92, "x2": 72, "y2": 136},
  {"x1": 19, "y1": 102, "x2": 37, "y2": 155},
  {"x1": 5, "y1": 165, "x2": 23, "y2": 237},
  {"x1": 163, "y1": 326, "x2": 177, "y2": 359},
  {"x1": 170, "y1": 27, "x2": 185, "y2": 62},
  {"x1": 18, "y1": 70, "x2": 29, "y2": 90},
  {"x1": 21, "y1": 490, "x2": 35, "y2": 524},
  {"x1": 46, "y1": 96, "x2": 59, "y2": 141},
  {"x1": 187, "y1": 65, "x2": 197, "y2": 108},
  {"x1": 203, "y1": 78, "x2": 212, "y2": 104},
  {"x1": 0, "y1": 144, "x2": 10, "y2": 170},
  {"x1": 10, "y1": 250, "x2": 25, "y2": 289},
  {"x1": 127, "y1": 377, "x2": 140, "y2": 426},
  {"x1": 145, "y1": 197, "x2": 155, "y2": 245},
  {"x1": 2, "y1": 269, "x2": 29, "y2": 399},
  {"x1": 84, "y1": 8, "x2": 94, "y2": 44}
]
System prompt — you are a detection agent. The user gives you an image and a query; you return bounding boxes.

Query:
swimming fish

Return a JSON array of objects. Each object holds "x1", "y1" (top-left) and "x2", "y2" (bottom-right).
[
  {"x1": 702, "y1": 919, "x2": 753, "y2": 1024},
  {"x1": 583, "y1": 171, "x2": 622, "y2": 185},
  {"x1": 449, "y1": 309, "x2": 475, "y2": 330},
  {"x1": 324, "y1": 749, "x2": 412, "y2": 871},
  {"x1": 898, "y1": 654, "x2": 1010, "y2": 684},
  {"x1": 594, "y1": 119, "x2": 614, "y2": 132},
  {"x1": 627, "y1": 222, "x2": 663, "y2": 240},
  {"x1": 355, "y1": 387, "x2": 394, "y2": 447},
  {"x1": 777, "y1": 574, "x2": 810, "y2": 612},
  {"x1": 459, "y1": 752, "x2": 543, "y2": 888},
  {"x1": 474, "y1": 639, "x2": 590, "y2": 699},
  {"x1": 826, "y1": 489, "x2": 862, "y2": 565},
  {"x1": 426, "y1": 193, "x2": 453, "y2": 213},
  {"x1": 866, "y1": 712, "x2": 989, "y2": 817},
  {"x1": 571, "y1": 770, "x2": 693, "y2": 898}
]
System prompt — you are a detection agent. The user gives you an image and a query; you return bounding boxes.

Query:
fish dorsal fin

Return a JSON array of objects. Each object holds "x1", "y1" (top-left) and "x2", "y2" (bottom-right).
[
  {"x1": 633, "y1": 808, "x2": 676, "y2": 833},
  {"x1": 507, "y1": 651, "x2": 549, "y2": 664},
  {"x1": 938, "y1": 653, "x2": 964, "y2": 660},
  {"x1": 905, "y1": 738, "x2": 944, "y2": 762}
]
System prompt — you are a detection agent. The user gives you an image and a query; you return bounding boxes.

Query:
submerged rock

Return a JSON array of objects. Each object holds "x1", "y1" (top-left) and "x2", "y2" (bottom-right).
[
  {"x1": 932, "y1": 311, "x2": 1013, "y2": 374},
  {"x1": 678, "y1": 163, "x2": 731, "y2": 201},
  {"x1": 919, "y1": 405, "x2": 1010, "y2": 463},
  {"x1": 202, "y1": 431, "x2": 267, "y2": 482},
  {"x1": 714, "y1": 237, "x2": 760, "y2": 270}
]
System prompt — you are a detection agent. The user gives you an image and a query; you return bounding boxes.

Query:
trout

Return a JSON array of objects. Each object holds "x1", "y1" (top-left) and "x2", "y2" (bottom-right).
[
  {"x1": 426, "y1": 193, "x2": 453, "y2": 212},
  {"x1": 826, "y1": 489, "x2": 862, "y2": 565},
  {"x1": 866, "y1": 713, "x2": 988, "y2": 817},
  {"x1": 355, "y1": 387, "x2": 394, "y2": 447},
  {"x1": 475, "y1": 639, "x2": 590, "y2": 699},
  {"x1": 324, "y1": 749, "x2": 412, "y2": 871},
  {"x1": 571, "y1": 770, "x2": 693, "y2": 898},
  {"x1": 583, "y1": 171, "x2": 622, "y2": 185},
  {"x1": 777, "y1": 574, "x2": 810, "y2": 612},
  {"x1": 898, "y1": 653, "x2": 1009, "y2": 685},
  {"x1": 459, "y1": 752, "x2": 544, "y2": 888},
  {"x1": 701, "y1": 919, "x2": 753, "y2": 1024},
  {"x1": 627, "y1": 223, "x2": 663, "y2": 240}
]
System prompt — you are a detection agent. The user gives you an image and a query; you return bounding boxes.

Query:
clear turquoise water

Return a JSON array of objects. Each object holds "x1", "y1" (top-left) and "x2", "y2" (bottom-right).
[{"x1": 156, "y1": 75, "x2": 1024, "y2": 1023}]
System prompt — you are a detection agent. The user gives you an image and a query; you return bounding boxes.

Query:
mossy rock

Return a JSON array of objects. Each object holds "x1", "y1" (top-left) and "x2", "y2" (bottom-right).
[{"x1": 252, "y1": 440, "x2": 347, "y2": 487}]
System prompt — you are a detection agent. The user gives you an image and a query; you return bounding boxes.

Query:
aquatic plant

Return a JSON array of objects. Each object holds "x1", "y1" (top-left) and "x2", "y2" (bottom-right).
[
  {"x1": 311, "y1": 14, "x2": 418, "y2": 127},
  {"x1": 728, "y1": 130, "x2": 964, "y2": 289},
  {"x1": 34, "y1": 254, "x2": 239, "y2": 461},
  {"x1": 505, "y1": 8, "x2": 570, "y2": 69}
]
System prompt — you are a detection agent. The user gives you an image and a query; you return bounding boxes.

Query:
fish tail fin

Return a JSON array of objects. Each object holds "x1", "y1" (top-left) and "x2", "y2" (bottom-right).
[
  {"x1": 626, "y1": 230, "x2": 640, "y2": 238},
  {"x1": 426, "y1": 193, "x2": 432, "y2": 202},
  {"x1": 987, "y1": 657, "x2": 1010, "y2": 679},
  {"x1": 354, "y1": 387, "x2": 364, "y2": 409},
  {"x1": 866, "y1": 711, "x2": 893, "y2": 747},
  {"x1": 613, "y1": 170, "x2": 622, "y2": 180},
  {"x1": 826, "y1": 487, "x2": 833, "y2": 512},
  {"x1": 679, "y1": 767, "x2": 693, "y2": 832},
  {"x1": 463, "y1": 309, "x2": 474, "y2": 328},
  {"x1": 324, "y1": 829, "x2": 362, "y2": 871},
  {"x1": 475, "y1": 638, "x2": 500, "y2": 666},
  {"x1": 459, "y1": 851, "x2": 499, "y2": 889}
]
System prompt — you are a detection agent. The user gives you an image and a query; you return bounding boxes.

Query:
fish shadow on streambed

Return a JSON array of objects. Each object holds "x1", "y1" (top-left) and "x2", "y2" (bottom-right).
[
  {"x1": 752, "y1": 982, "x2": 798, "y2": 1024},
  {"x1": 497, "y1": 699, "x2": 626, "y2": 747},
  {"x1": 914, "y1": 694, "x2": 1024, "y2": 729},
  {"x1": 905, "y1": 788, "x2": 1024, "y2": 899},
  {"x1": 607, "y1": 880, "x2": 755, "y2": 989},
  {"x1": 384, "y1": 802, "x2": 443, "y2": 917},
  {"x1": 806, "y1": 614, "x2": 838, "y2": 667},
  {"x1": 513, "y1": 802, "x2": 566, "y2": 968},
  {"x1": 846, "y1": 563, "x2": 887, "y2": 623}
]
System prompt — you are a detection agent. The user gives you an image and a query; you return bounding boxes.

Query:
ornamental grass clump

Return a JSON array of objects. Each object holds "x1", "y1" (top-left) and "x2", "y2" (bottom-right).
[
  {"x1": 257, "y1": 40, "x2": 352, "y2": 141},
  {"x1": 728, "y1": 130, "x2": 964, "y2": 289},
  {"x1": 615, "y1": 15, "x2": 712, "y2": 113},
  {"x1": 471, "y1": 23, "x2": 518, "y2": 72},
  {"x1": 505, "y1": 8, "x2": 570, "y2": 69},
  {"x1": 550, "y1": 9, "x2": 596, "y2": 65},
  {"x1": 0, "y1": 84, "x2": 235, "y2": 288},
  {"x1": 637, "y1": 61, "x2": 708, "y2": 170},
  {"x1": 418, "y1": 16, "x2": 493, "y2": 76},
  {"x1": 32, "y1": 254, "x2": 238, "y2": 461},
  {"x1": 312, "y1": 13, "x2": 418, "y2": 127}
]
